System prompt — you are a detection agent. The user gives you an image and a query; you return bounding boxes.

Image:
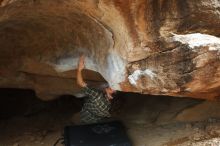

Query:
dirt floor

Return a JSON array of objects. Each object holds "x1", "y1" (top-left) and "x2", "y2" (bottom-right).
[{"x1": 1, "y1": 89, "x2": 220, "y2": 146}]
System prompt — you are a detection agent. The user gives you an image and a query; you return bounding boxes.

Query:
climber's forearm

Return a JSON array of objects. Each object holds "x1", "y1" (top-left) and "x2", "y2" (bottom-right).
[{"x1": 77, "y1": 68, "x2": 87, "y2": 87}]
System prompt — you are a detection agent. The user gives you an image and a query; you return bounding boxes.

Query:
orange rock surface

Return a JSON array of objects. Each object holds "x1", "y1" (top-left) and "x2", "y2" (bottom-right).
[{"x1": 0, "y1": 0, "x2": 219, "y2": 100}]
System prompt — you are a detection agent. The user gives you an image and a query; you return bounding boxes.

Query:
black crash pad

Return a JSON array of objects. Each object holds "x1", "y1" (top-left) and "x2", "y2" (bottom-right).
[{"x1": 64, "y1": 121, "x2": 132, "y2": 146}]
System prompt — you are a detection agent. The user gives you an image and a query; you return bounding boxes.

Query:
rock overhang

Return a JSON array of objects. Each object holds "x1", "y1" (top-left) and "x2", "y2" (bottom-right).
[{"x1": 0, "y1": 0, "x2": 219, "y2": 100}]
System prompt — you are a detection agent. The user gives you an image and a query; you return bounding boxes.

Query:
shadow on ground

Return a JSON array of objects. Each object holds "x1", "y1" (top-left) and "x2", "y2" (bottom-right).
[{"x1": 1, "y1": 88, "x2": 220, "y2": 146}]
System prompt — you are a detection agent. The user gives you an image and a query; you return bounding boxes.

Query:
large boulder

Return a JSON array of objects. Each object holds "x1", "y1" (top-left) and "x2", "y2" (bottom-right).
[{"x1": 0, "y1": 0, "x2": 219, "y2": 100}]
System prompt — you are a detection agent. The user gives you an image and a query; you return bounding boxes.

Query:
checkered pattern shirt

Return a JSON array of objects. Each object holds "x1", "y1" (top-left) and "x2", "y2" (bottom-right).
[{"x1": 80, "y1": 86, "x2": 111, "y2": 124}]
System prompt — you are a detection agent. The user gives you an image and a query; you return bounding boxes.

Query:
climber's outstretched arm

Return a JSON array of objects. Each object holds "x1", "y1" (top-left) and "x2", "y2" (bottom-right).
[{"x1": 77, "y1": 55, "x2": 87, "y2": 87}]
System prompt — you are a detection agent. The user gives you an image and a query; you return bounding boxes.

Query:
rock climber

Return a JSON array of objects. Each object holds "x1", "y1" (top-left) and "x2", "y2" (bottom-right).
[{"x1": 76, "y1": 55, "x2": 117, "y2": 124}]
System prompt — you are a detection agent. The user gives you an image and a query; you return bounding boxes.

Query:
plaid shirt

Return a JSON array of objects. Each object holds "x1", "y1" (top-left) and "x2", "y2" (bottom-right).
[{"x1": 80, "y1": 86, "x2": 111, "y2": 124}]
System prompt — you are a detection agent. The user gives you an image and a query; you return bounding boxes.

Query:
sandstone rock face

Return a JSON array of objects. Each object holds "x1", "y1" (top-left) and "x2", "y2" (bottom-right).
[{"x1": 0, "y1": 0, "x2": 219, "y2": 100}]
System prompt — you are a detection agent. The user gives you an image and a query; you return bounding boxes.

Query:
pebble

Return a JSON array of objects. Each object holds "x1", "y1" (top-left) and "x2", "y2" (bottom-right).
[
  {"x1": 41, "y1": 130, "x2": 48, "y2": 137},
  {"x1": 185, "y1": 123, "x2": 192, "y2": 129},
  {"x1": 13, "y1": 143, "x2": 19, "y2": 146},
  {"x1": 30, "y1": 136, "x2": 36, "y2": 141}
]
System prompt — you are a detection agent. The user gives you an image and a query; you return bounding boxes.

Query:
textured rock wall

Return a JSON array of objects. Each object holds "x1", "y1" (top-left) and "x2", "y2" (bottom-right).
[{"x1": 0, "y1": 0, "x2": 219, "y2": 100}]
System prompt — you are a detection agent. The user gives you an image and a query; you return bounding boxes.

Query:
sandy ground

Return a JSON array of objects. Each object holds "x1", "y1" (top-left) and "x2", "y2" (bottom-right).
[{"x1": 1, "y1": 89, "x2": 220, "y2": 146}]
